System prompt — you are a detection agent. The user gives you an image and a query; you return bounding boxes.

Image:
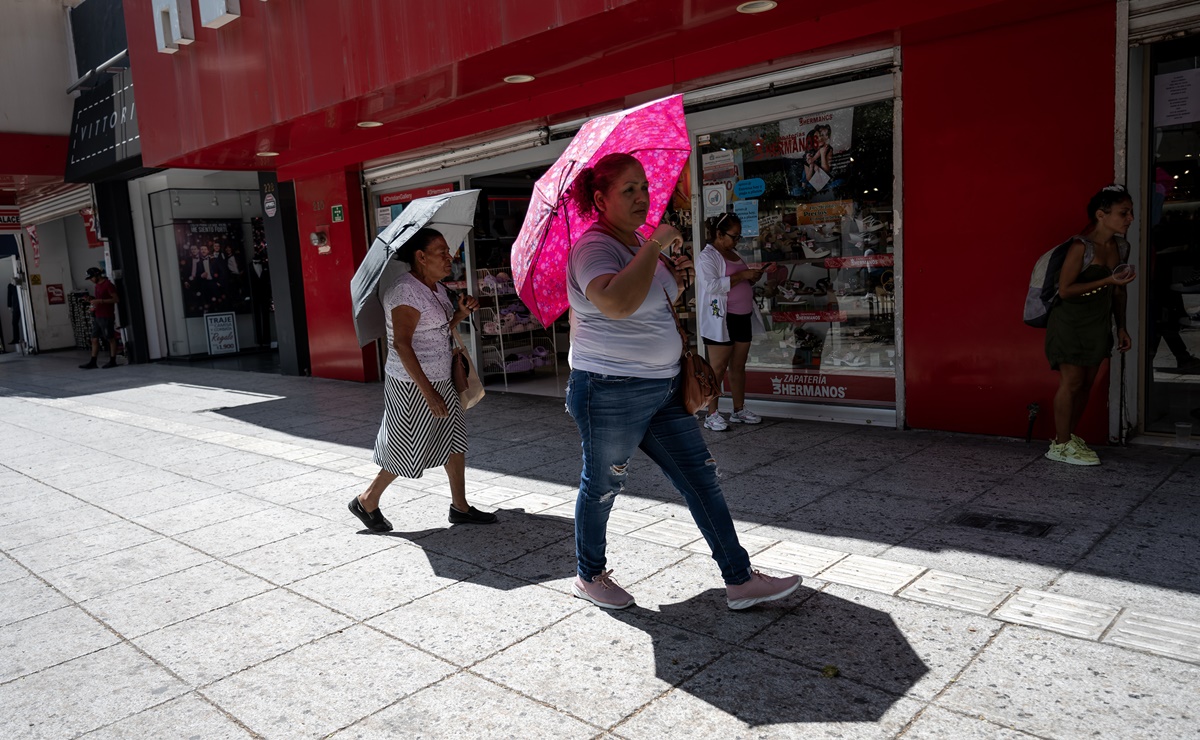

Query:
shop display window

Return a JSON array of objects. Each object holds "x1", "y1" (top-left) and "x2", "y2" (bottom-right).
[
  {"x1": 697, "y1": 100, "x2": 896, "y2": 407},
  {"x1": 1144, "y1": 37, "x2": 1200, "y2": 435}
]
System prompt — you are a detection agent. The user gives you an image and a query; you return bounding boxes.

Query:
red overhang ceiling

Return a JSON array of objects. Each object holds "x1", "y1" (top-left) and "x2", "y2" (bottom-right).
[{"x1": 125, "y1": 0, "x2": 1104, "y2": 181}]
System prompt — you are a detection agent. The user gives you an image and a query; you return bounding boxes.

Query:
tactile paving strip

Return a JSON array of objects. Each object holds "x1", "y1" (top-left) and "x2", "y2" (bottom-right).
[
  {"x1": 900, "y1": 570, "x2": 1014, "y2": 615},
  {"x1": 749, "y1": 541, "x2": 848, "y2": 577},
  {"x1": 993, "y1": 589, "x2": 1120, "y2": 640},
  {"x1": 1104, "y1": 611, "x2": 1200, "y2": 663},
  {"x1": 818, "y1": 554, "x2": 926, "y2": 594}
]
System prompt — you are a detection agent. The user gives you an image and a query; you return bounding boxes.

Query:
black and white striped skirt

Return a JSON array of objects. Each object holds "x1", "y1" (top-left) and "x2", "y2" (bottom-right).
[{"x1": 373, "y1": 375, "x2": 468, "y2": 478}]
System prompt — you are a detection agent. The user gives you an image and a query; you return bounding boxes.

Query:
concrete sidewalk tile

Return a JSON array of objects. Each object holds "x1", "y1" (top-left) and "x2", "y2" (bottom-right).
[
  {"x1": 877, "y1": 529, "x2": 1076, "y2": 591},
  {"x1": 0, "y1": 605, "x2": 119, "y2": 682},
  {"x1": 606, "y1": 508, "x2": 659, "y2": 535},
  {"x1": 1046, "y1": 572, "x2": 1200, "y2": 628},
  {"x1": 370, "y1": 571, "x2": 583, "y2": 665},
  {"x1": 175, "y1": 506, "x2": 327, "y2": 558},
  {"x1": 937, "y1": 626, "x2": 1200, "y2": 739},
  {"x1": 133, "y1": 588, "x2": 351, "y2": 686},
  {"x1": 616, "y1": 648, "x2": 925, "y2": 739},
  {"x1": 241, "y1": 469, "x2": 369, "y2": 505},
  {"x1": 628, "y1": 519, "x2": 703, "y2": 548},
  {"x1": 0, "y1": 553, "x2": 29, "y2": 585},
  {"x1": 900, "y1": 706, "x2": 1040, "y2": 739},
  {"x1": 790, "y1": 490, "x2": 956, "y2": 537},
  {"x1": 750, "y1": 585, "x2": 999, "y2": 701},
  {"x1": 289, "y1": 483, "x2": 428, "y2": 523},
  {"x1": 101, "y1": 479, "x2": 229, "y2": 518},
  {"x1": 132, "y1": 491, "x2": 273, "y2": 536},
  {"x1": 685, "y1": 529, "x2": 778, "y2": 557},
  {"x1": 746, "y1": 523, "x2": 895, "y2": 557},
  {"x1": 413, "y1": 509, "x2": 573, "y2": 568},
  {"x1": 1104, "y1": 610, "x2": 1200, "y2": 663},
  {"x1": 993, "y1": 589, "x2": 1120, "y2": 640},
  {"x1": 473, "y1": 608, "x2": 730, "y2": 729},
  {"x1": 498, "y1": 491, "x2": 570, "y2": 513},
  {"x1": 482, "y1": 473, "x2": 576, "y2": 497},
  {"x1": 900, "y1": 570, "x2": 1014, "y2": 616},
  {"x1": 0, "y1": 504, "x2": 121, "y2": 550},
  {"x1": 749, "y1": 541, "x2": 847, "y2": 576},
  {"x1": 9, "y1": 520, "x2": 161, "y2": 572},
  {"x1": 472, "y1": 484, "x2": 542, "y2": 507},
  {"x1": 0, "y1": 574, "x2": 69, "y2": 627},
  {"x1": 194, "y1": 459, "x2": 318, "y2": 490},
  {"x1": 41, "y1": 537, "x2": 210, "y2": 602},
  {"x1": 1125, "y1": 489, "x2": 1200, "y2": 537},
  {"x1": 0, "y1": 642, "x2": 188, "y2": 739},
  {"x1": 0, "y1": 489, "x2": 88, "y2": 527},
  {"x1": 496, "y1": 530, "x2": 690, "y2": 596},
  {"x1": 334, "y1": 673, "x2": 598, "y2": 739},
  {"x1": 82, "y1": 561, "x2": 273, "y2": 638},
  {"x1": 290, "y1": 544, "x2": 481, "y2": 621},
  {"x1": 203, "y1": 625, "x2": 453, "y2": 739},
  {"x1": 80, "y1": 693, "x2": 253, "y2": 739},
  {"x1": 225, "y1": 523, "x2": 400, "y2": 585},
  {"x1": 818, "y1": 554, "x2": 926, "y2": 594},
  {"x1": 539, "y1": 501, "x2": 576, "y2": 520}
]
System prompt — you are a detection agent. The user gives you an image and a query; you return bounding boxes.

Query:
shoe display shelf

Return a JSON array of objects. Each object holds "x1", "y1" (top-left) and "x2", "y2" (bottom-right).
[
  {"x1": 475, "y1": 268, "x2": 558, "y2": 383},
  {"x1": 68, "y1": 292, "x2": 93, "y2": 349}
]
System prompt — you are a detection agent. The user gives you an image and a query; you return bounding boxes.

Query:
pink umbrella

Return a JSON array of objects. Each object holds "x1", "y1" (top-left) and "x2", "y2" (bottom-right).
[{"x1": 511, "y1": 94, "x2": 691, "y2": 326}]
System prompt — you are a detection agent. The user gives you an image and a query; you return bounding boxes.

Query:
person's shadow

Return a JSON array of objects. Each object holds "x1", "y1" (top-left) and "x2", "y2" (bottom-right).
[{"x1": 605, "y1": 590, "x2": 929, "y2": 725}]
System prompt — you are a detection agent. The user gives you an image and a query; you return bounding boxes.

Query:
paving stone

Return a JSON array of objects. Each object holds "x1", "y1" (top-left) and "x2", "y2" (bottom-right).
[
  {"x1": 132, "y1": 491, "x2": 274, "y2": 536},
  {"x1": 369, "y1": 571, "x2": 582, "y2": 665},
  {"x1": 289, "y1": 544, "x2": 481, "y2": 620},
  {"x1": 0, "y1": 505, "x2": 121, "y2": 550},
  {"x1": 746, "y1": 523, "x2": 897, "y2": 557},
  {"x1": 627, "y1": 518, "x2": 704, "y2": 548},
  {"x1": 993, "y1": 588, "x2": 1120, "y2": 640},
  {"x1": 203, "y1": 625, "x2": 453, "y2": 738},
  {"x1": 937, "y1": 626, "x2": 1200, "y2": 739},
  {"x1": 900, "y1": 570, "x2": 1014, "y2": 616},
  {"x1": 0, "y1": 489, "x2": 90, "y2": 527},
  {"x1": 605, "y1": 508, "x2": 659, "y2": 534},
  {"x1": 333, "y1": 672, "x2": 598, "y2": 739},
  {"x1": 497, "y1": 491, "x2": 570, "y2": 513},
  {"x1": 789, "y1": 490, "x2": 957, "y2": 538},
  {"x1": 878, "y1": 528, "x2": 1084, "y2": 590},
  {"x1": 175, "y1": 506, "x2": 328, "y2": 557},
  {"x1": 133, "y1": 588, "x2": 351, "y2": 686},
  {"x1": 750, "y1": 540, "x2": 847, "y2": 576},
  {"x1": 617, "y1": 647, "x2": 925, "y2": 739},
  {"x1": 0, "y1": 605, "x2": 120, "y2": 682},
  {"x1": 1046, "y1": 571, "x2": 1200, "y2": 626},
  {"x1": 818, "y1": 554, "x2": 926, "y2": 594},
  {"x1": 192, "y1": 459, "x2": 318, "y2": 490},
  {"x1": 462, "y1": 484, "x2": 529, "y2": 506},
  {"x1": 81, "y1": 561, "x2": 273, "y2": 638},
  {"x1": 100, "y1": 479, "x2": 230, "y2": 518},
  {"x1": 472, "y1": 608, "x2": 730, "y2": 728},
  {"x1": 496, "y1": 530, "x2": 690, "y2": 595},
  {"x1": 0, "y1": 574, "x2": 70, "y2": 627},
  {"x1": 9, "y1": 520, "x2": 161, "y2": 572},
  {"x1": 41, "y1": 537, "x2": 211, "y2": 601},
  {"x1": 1104, "y1": 610, "x2": 1200, "y2": 663},
  {"x1": 80, "y1": 693, "x2": 254, "y2": 739},
  {"x1": 240, "y1": 469, "x2": 369, "y2": 505},
  {"x1": 899, "y1": 706, "x2": 1040, "y2": 739},
  {"x1": 0, "y1": 553, "x2": 29, "y2": 585},
  {"x1": 225, "y1": 523, "x2": 401, "y2": 585},
  {"x1": 416, "y1": 508, "x2": 573, "y2": 568},
  {"x1": 0, "y1": 642, "x2": 188, "y2": 738},
  {"x1": 684, "y1": 529, "x2": 778, "y2": 556}
]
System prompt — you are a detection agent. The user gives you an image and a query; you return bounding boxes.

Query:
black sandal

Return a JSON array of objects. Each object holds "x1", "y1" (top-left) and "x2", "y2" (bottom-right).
[
  {"x1": 448, "y1": 505, "x2": 498, "y2": 525},
  {"x1": 348, "y1": 496, "x2": 393, "y2": 532}
]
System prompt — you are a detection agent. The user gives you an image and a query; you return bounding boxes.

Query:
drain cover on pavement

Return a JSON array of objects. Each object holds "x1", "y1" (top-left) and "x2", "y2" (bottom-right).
[{"x1": 951, "y1": 512, "x2": 1054, "y2": 538}]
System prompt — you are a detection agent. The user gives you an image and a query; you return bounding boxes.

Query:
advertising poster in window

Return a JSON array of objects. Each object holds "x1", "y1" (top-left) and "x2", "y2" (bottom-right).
[
  {"x1": 699, "y1": 100, "x2": 895, "y2": 408},
  {"x1": 174, "y1": 220, "x2": 250, "y2": 318}
]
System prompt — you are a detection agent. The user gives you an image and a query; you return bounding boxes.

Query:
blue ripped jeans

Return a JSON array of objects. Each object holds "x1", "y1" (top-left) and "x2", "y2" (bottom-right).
[{"x1": 565, "y1": 369, "x2": 752, "y2": 585}]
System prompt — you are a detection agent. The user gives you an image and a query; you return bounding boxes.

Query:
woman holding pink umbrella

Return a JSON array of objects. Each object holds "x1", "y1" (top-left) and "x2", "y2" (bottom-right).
[{"x1": 564, "y1": 152, "x2": 800, "y2": 611}]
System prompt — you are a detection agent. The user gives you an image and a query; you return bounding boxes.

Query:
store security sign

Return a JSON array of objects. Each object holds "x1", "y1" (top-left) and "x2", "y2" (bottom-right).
[{"x1": 153, "y1": 0, "x2": 270, "y2": 54}]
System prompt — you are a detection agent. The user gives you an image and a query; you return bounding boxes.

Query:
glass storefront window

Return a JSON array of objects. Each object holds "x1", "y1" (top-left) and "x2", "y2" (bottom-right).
[
  {"x1": 697, "y1": 99, "x2": 896, "y2": 407},
  {"x1": 1144, "y1": 37, "x2": 1200, "y2": 436}
]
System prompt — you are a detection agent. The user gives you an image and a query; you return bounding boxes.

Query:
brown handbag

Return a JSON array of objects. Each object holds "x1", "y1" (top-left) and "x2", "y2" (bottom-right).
[{"x1": 663, "y1": 288, "x2": 720, "y2": 415}]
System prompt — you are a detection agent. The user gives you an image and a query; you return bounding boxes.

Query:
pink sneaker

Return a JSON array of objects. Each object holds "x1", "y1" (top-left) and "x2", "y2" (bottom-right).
[
  {"x1": 572, "y1": 570, "x2": 635, "y2": 610},
  {"x1": 726, "y1": 570, "x2": 801, "y2": 610}
]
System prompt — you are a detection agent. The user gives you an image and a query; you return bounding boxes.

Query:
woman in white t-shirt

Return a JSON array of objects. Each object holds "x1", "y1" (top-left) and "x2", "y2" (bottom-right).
[
  {"x1": 564, "y1": 152, "x2": 799, "y2": 612},
  {"x1": 348, "y1": 228, "x2": 497, "y2": 532}
]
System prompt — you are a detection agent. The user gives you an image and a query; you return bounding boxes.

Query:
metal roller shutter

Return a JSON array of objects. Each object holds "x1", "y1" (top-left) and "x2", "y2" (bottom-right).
[
  {"x1": 1130, "y1": 0, "x2": 1200, "y2": 44},
  {"x1": 17, "y1": 184, "x2": 94, "y2": 226}
]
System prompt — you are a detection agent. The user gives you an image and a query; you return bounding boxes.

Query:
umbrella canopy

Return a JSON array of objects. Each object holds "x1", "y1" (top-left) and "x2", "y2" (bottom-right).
[
  {"x1": 510, "y1": 95, "x2": 690, "y2": 326},
  {"x1": 350, "y1": 189, "x2": 480, "y2": 347}
]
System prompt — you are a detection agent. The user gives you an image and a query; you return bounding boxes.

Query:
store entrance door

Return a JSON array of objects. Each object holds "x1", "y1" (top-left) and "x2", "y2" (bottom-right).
[
  {"x1": 468, "y1": 167, "x2": 569, "y2": 396},
  {"x1": 1143, "y1": 36, "x2": 1200, "y2": 438}
]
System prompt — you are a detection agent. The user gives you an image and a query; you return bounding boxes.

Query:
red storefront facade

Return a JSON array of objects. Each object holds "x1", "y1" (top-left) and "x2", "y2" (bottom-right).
[{"x1": 122, "y1": 0, "x2": 1129, "y2": 441}]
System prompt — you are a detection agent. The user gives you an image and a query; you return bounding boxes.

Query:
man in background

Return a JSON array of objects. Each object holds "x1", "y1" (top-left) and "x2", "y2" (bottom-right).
[{"x1": 79, "y1": 267, "x2": 119, "y2": 369}]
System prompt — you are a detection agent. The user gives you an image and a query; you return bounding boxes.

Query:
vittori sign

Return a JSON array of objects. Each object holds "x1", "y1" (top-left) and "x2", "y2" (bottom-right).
[{"x1": 153, "y1": 0, "x2": 269, "y2": 54}]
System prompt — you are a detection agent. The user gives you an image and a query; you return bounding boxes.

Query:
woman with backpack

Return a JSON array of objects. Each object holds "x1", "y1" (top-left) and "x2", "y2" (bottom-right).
[{"x1": 1044, "y1": 185, "x2": 1137, "y2": 465}]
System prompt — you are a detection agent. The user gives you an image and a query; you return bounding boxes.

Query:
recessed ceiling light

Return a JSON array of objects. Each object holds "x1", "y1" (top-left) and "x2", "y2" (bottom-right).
[
  {"x1": 257, "y1": 151, "x2": 279, "y2": 157},
  {"x1": 357, "y1": 121, "x2": 383, "y2": 128},
  {"x1": 503, "y1": 74, "x2": 535, "y2": 84},
  {"x1": 736, "y1": 1, "x2": 778, "y2": 13}
]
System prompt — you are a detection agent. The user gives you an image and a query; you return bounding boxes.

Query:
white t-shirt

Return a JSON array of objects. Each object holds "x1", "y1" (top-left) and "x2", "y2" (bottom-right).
[
  {"x1": 381, "y1": 272, "x2": 454, "y2": 382},
  {"x1": 567, "y1": 229, "x2": 682, "y2": 379}
]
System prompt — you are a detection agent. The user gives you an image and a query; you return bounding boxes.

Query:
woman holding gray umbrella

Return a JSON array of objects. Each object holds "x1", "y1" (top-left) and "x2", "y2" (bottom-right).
[
  {"x1": 349, "y1": 227, "x2": 497, "y2": 531},
  {"x1": 564, "y1": 152, "x2": 799, "y2": 610}
]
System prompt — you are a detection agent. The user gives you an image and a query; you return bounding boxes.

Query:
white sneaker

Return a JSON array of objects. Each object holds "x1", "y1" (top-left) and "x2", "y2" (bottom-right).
[
  {"x1": 855, "y1": 215, "x2": 885, "y2": 233},
  {"x1": 728, "y1": 408, "x2": 761, "y2": 424},
  {"x1": 703, "y1": 412, "x2": 729, "y2": 431}
]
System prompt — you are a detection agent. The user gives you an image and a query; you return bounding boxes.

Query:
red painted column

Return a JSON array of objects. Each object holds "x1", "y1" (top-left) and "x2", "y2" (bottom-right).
[
  {"x1": 902, "y1": 4, "x2": 1116, "y2": 440},
  {"x1": 293, "y1": 170, "x2": 379, "y2": 382}
]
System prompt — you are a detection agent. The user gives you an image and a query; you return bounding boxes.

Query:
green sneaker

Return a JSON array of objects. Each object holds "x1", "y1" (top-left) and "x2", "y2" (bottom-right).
[{"x1": 1046, "y1": 440, "x2": 1100, "y2": 466}]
